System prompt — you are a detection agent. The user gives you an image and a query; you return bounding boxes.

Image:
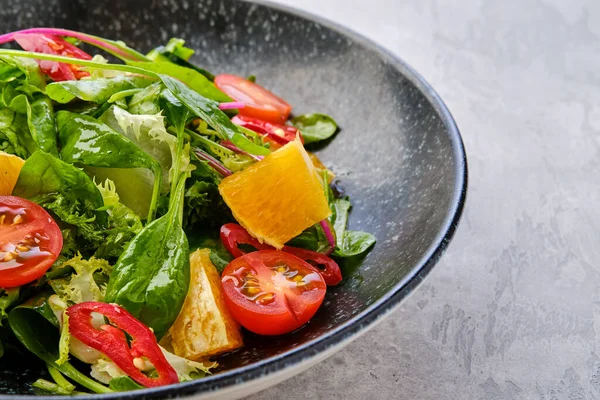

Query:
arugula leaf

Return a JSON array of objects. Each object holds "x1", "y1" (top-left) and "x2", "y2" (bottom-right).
[
  {"x1": 331, "y1": 198, "x2": 351, "y2": 250},
  {"x1": 129, "y1": 61, "x2": 229, "y2": 102},
  {"x1": 329, "y1": 198, "x2": 376, "y2": 257},
  {"x1": 57, "y1": 111, "x2": 162, "y2": 222},
  {"x1": 46, "y1": 75, "x2": 153, "y2": 104},
  {"x1": 159, "y1": 74, "x2": 270, "y2": 156},
  {"x1": 334, "y1": 230, "x2": 376, "y2": 257},
  {"x1": 13, "y1": 151, "x2": 108, "y2": 250},
  {"x1": 292, "y1": 113, "x2": 338, "y2": 144}
]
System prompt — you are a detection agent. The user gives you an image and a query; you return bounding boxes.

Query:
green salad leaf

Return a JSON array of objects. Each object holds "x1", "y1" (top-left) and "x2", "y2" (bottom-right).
[
  {"x1": 329, "y1": 198, "x2": 376, "y2": 257},
  {"x1": 46, "y1": 75, "x2": 153, "y2": 104},
  {"x1": 104, "y1": 175, "x2": 190, "y2": 340},
  {"x1": 129, "y1": 61, "x2": 229, "y2": 102},
  {"x1": 13, "y1": 151, "x2": 108, "y2": 250},
  {"x1": 292, "y1": 113, "x2": 338, "y2": 144},
  {"x1": 57, "y1": 111, "x2": 163, "y2": 222},
  {"x1": 159, "y1": 74, "x2": 269, "y2": 156}
]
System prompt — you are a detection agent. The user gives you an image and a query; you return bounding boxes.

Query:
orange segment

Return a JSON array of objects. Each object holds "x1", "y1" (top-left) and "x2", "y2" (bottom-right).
[
  {"x1": 308, "y1": 152, "x2": 335, "y2": 184},
  {"x1": 218, "y1": 138, "x2": 331, "y2": 249},
  {"x1": 0, "y1": 152, "x2": 25, "y2": 195}
]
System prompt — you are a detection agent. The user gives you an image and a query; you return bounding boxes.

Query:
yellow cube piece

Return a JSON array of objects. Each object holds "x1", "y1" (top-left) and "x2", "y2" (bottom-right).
[
  {"x1": 218, "y1": 138, "x2": 331, "y2": 249},
  {"x1": 0, "y1": 152, "x2": 25, "y2": 195},
  {"x1": 167, "y1": 249, "x2": 243, "y2": 360}
]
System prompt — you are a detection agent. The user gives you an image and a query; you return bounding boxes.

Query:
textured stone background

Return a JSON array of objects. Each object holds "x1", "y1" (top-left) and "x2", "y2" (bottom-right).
[{"x1": 247, "y1": 0, "x2": 600, "y2": 399}]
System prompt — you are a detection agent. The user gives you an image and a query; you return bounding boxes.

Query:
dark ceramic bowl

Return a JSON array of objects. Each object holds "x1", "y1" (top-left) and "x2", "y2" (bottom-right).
[{"x1": 0, "y1": 0, "x2": 467, "y2": 398}]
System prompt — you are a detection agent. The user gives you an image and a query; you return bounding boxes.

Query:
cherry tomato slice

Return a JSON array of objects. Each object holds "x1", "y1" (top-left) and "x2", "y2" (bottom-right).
[
  {"x1": 231, "y1": 115, "x2": 303, "y2": 147},
  {"x1": 220, "y1": 223, "x2": 342, "y2": 286},
  {"x1": 221, "y1": 250, "x2": 326, "y2": 335},
  {"x1": 13, "y1": 33, "x2": 92, "y2": 82},
  {"x1": 215, "y1": 74, "x2": 292, "y2": 123},
  {"x1": 0, "y1": 196, "x2": 63, "y2": 288}
]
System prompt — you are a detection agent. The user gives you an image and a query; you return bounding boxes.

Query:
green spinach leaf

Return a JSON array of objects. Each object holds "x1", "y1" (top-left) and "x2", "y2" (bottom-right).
[
  {"x1": 0, "y1": 108, "x2": 35, "y2": 158},
  {"x1": 104, "y1": 175, "x2": 190, "y2": 340},
  {"x1": 292, "y1": 113, "x2": 338, "y2": 144}
]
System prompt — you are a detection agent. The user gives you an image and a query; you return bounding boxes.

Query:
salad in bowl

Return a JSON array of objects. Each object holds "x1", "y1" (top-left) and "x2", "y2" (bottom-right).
[{"x1": 0, "y1": 29, "x2": 375, "y2": 394}]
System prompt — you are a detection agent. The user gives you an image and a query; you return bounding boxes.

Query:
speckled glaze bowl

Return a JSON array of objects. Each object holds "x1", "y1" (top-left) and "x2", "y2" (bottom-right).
[{"x1": 0, "y1": 0, "x2": 466, "y2": 398}]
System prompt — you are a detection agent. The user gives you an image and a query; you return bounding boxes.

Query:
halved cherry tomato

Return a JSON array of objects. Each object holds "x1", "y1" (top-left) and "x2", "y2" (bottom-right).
[
  {"x1": 220, "y1": 223, "x2": 342, "y2": 286},
  {"x1": 215, "y1": 74, "x2": 292, "y2": 123},
  {"x1": 0, "y1": 196, "x2": 62, "y2": 288},
  {"x1": 13, "y1": 33, "x2": 92, "y2": 81},
  {"x1": 221, "y1": 250, "x2": 326, "y2": 335},
  {"x1": 231, "y1": 115, "x2": 303, "y2": 148}
]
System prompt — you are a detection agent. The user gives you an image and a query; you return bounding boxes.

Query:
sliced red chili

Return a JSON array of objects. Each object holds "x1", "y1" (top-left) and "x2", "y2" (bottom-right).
[
  {"x1": 220, "y1": 223, "x2": 342, "y2": 286},
  {"x1": 231, "y1": 115, "x2": 303, "y2": 146},
  {"x1": 67, "y1": 302, "x2": 179, "y2": 388}
]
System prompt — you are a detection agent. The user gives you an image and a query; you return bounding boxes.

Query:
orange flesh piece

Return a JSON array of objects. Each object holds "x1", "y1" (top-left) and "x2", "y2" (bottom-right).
[{"x1": 218, "y1": 138, "x2": 331, "y2": 249}]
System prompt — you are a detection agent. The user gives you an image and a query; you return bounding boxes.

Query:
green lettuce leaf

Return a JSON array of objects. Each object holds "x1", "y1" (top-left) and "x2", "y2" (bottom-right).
[{"x1": 46, "y1": 75, "x2": 153, "y2": 104}]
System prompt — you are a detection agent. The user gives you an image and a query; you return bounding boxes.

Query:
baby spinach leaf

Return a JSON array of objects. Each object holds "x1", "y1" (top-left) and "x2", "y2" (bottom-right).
[
  {"x1": 46, "y1": 75, "x2": 153, "y2": 104},
  {"x1": 104, "y1": 175, "x2": 190, "y2": 340},
  {"x1": 56, "y1": 111, "x2": 162, "y2": 222},
  {"x1": 331, "y1": 198, "x2": 351, "y2": 250},
  {"x1": 7, "y1": 94, "x2": 57, "y2": 155},
  {"x1": 28, "y1": 96, "x2": 57, "y2": 155},
  {"x1": 129, "y1": 61, "x2": 230, "y2": 102},
  {"x1": 292, "y1": 113, "x2": 338, "y2": 144},
  {"x1": 159, "y1": 74, "x2": 270, "y2": 156}
]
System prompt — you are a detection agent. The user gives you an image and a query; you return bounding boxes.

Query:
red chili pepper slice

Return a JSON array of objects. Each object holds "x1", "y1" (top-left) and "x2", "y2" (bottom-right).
[
  {"x1": 231, "y1": 115, "x2": 304, "y2": 146},
  {"x1": 67, "y1": 302, "x2": 179, "y2": 388},
  {"x1": 220, "y1": 223, "x2": 342, "y2": 286}
]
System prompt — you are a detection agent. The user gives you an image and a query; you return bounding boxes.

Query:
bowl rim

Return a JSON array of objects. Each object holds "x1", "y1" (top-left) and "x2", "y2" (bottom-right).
[{"x1": 5, "y1": 0, "x2": 467, "y2": 398}]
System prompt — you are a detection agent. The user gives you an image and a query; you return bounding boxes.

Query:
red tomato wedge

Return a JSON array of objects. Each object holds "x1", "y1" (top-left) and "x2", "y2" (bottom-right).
[
  {"x1": 231, "y1": 115, "x2": 303, "y2": 147},
  {"x1": 221, "y1": 250, "x2": 327, "y2": 335},
  {"x1": 13, "y1": 33, "x2": 92, "y2": 81},
  {"x1": 214, "y1": 74, "x2": 292, "y2": 123},
  {"x1": 0, "y1": 196, "x2": 62, "y2": 288},
  {"x1": 220, "y1": 223, "x2": 342, "y2": 286}
]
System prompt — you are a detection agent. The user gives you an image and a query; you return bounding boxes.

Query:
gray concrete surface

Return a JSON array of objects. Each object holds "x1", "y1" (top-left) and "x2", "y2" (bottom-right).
[{"x1": 245, "y1": 0, "x2": 600, "y2": 399}]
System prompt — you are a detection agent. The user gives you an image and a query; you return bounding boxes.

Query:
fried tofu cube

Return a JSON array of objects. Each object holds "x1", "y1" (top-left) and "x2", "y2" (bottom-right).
[{"x1": 167, "y1": 249, "x2": 243, "y2": 360}]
